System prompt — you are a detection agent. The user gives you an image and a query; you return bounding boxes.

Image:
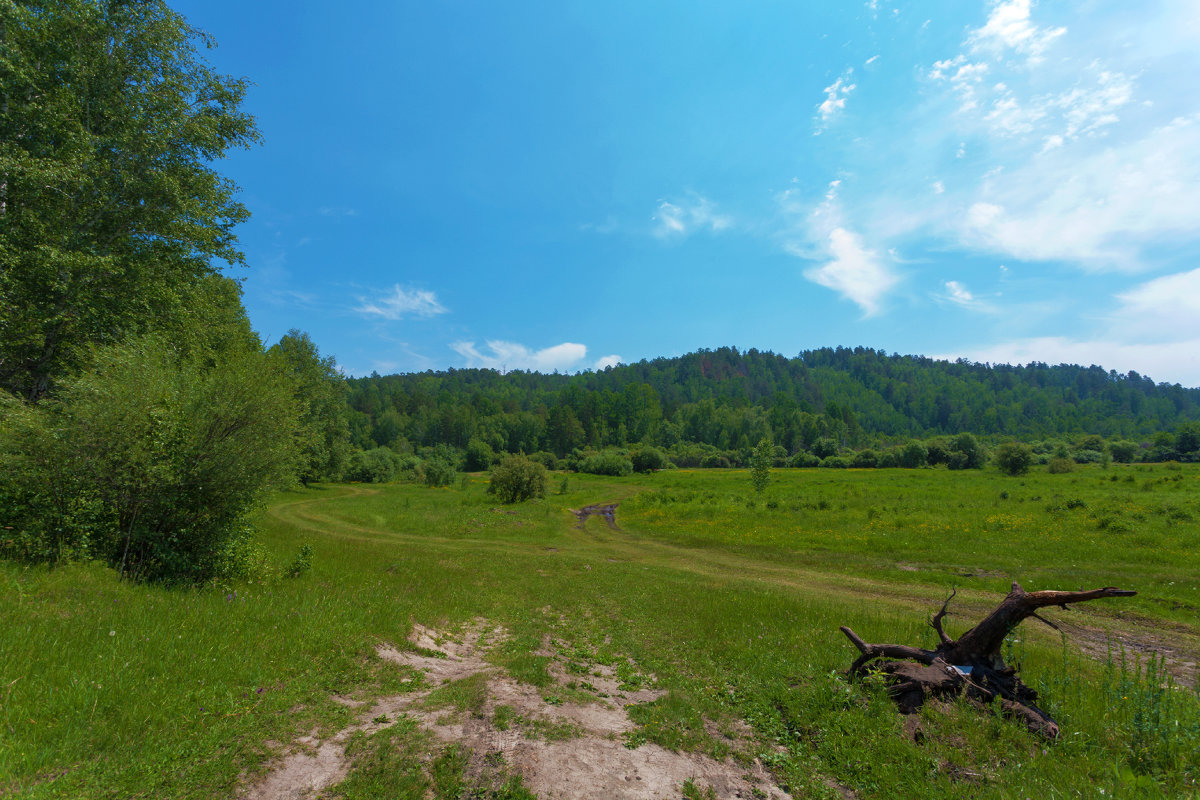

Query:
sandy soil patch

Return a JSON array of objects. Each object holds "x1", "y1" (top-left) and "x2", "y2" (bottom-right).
[{"x1": 241, "y1": 620, "x2": 792, "y2": 800}]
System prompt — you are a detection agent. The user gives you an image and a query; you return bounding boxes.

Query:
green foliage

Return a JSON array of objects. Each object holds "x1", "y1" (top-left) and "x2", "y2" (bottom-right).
[
  {"x1": 994, "y1": 441, "x2": 1034, "y2": 476},
  {"x1": 750, "y1": 438, "x2": 772, "y2": 493},
  {"x1": 577, "y1": 452, "x2": 633, "y2": 476},
  {"x1": 269, "y1": 330, "x2": 350, "y2": 484},
  {"x1": 424, "y1": 458, "x2": 457, "y2": 488},
  {"x1": 0, "y1": 0, "x2": 260, "y2": 400},
  {"x1": 1109, "y1": 440, "x2": 1140, "y2": 463},
  {"x1": 463, "y1": 438, "x2": 496, "y2": 472},
  {"x1": 899, "y1": 440, "x2": 928, "y2": 468},
  {"x1": 0, "y1": 337, "x2": 299, "y2": 582},
  {"x1": 344, "y1": 447, "x2": 404, "y2": 483},
  {"x1": 487, "y1": 455, "x2": 547, "y2": 504},
  {"x1": 286, "y1": 544, "x2": 314, "y2": 578},
  {"x1": 630, "y1": 446, "x2": 669, "y2": 473},
  {"x1": 850, "y1": 448, "x2": 878, "y2": 468},
  {"x1": 1047, "y1": 457, "x2": 1076, "y2": 474},
  {"x1": 949, "y1": 433, "x2": 987, "y2": 469}
]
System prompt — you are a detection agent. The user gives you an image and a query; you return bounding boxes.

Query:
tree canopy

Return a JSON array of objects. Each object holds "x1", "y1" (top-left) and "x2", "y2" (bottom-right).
[{"x1": 0, "y1": 0, "x2": 259, "y2": 400}]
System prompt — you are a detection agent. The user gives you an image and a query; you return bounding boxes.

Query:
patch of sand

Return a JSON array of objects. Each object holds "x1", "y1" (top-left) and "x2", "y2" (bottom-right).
[{"x1": 242, "y1": 620, "x2": 792, "y2": 800}]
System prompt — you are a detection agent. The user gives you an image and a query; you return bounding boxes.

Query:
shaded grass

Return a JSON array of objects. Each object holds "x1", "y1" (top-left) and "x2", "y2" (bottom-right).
[{"x1": 1, "y1": 465, "x2": 1198, "y2": 798}]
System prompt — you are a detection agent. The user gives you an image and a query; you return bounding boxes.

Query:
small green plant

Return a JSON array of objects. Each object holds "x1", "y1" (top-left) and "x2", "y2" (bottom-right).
[
  {"x1": 1047, "y1": 457, "x2": 1075, "y2": 474},
  {"x1": 286, "y1": 543, "x2": 314, "y2": 578},
  {"x1": 750, "y1": 438, "x2": 772, "y2": 494}
]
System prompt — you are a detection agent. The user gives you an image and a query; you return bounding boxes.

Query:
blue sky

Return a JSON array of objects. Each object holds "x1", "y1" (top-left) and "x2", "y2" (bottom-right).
[{"x1": 177, "y1": 0, "x2": 1200, "y2": 386}]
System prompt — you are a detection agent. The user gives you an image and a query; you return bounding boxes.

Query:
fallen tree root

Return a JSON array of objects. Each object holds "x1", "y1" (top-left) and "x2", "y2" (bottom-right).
[{"x1": 839, "y1": 582, "x2": 1137, "y2": 739}]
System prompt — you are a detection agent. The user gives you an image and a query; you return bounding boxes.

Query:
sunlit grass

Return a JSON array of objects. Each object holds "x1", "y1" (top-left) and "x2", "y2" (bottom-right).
[{"x1": 2, "y1": 464, "x2": 1198, "y2": 798}]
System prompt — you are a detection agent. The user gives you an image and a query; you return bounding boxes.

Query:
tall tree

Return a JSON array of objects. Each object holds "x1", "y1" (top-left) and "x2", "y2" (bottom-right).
[
  {"x1": 269, "y1": 330, "x2": 350, "y2": 484},
  {"x1": 0, "y1": 0, "x2": 259, "y2": 400}
]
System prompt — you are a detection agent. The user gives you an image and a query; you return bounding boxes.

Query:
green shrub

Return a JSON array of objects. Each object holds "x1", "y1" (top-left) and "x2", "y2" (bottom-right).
[
  {"x1": 631, "y1": 447, "x2": 669, "y2": 473},
  {"x1": 819, "y1": 456, "x2": 851, "y2": 469},
  {"x1": 343, "y1": 447, "x2": 402, "y2": 483},
  {"x1": 578, "y1": 452, "x2": 634, "y2": 476},
  {"x1": 463, "y1": 438, "x2": 495, "y2": 472},
  {"x1": 1108, "y1": 440, "x2": 1140, "y2": 463},
  {"x1": 1047, "y1": 457, "x2": 1075, "y2": 474},
  {"x1": 850, "y1": 449, "x2": 878, "y2": 468},
  {"x1": 487, "y1": 455, "x2": 548, "y2": 504},
  {"x1": 0, "y1": 337, "x2": 300, "y2": 583},
  {"x1": 899, "y1": 441, "x2": 928, "y2": 468},
  {"x1": 994, "y1": 441, "x2": 1034, "y2": 476},
  {"x1": 424, "y1": 458, "x2": 457, "y2": 487},
  {"x1": 790, "y1": 451, "x2": 820, "y2": 468}
]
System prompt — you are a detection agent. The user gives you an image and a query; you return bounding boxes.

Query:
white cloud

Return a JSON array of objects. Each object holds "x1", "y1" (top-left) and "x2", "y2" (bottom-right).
[
  {"x1": 944, "y1": 280, "x2": 975, "y2": 305},
  {"x1": 959, "y1": 115, "x2": 1200, "y2": 268},
  {"x1": 318, "y1": 206, "x2": 358, "y2": 218},
  {"x1": 817, "y1": 70, "x2": 857, "y2": 125},
  {"x1": 451, "y1": 340, "x2": 588, "y2": 373},
  {"x1": 1113, "y1": 266, "x2": 1200, "y2": 340},
  {"x1": 865, "y1": 55, "x2": 879, "y2": 66},
  {"x1": 356, "y1": 285, "x2": 447, "y2": 319},
  {"x1": 967, "y1": 0, "x2": 1066, "y2": 64},
  {"x1": 937, "y1": 267, "x2": 1200, "y2": 386},
  {"x1": 932, "y1": 180, "x2": 945, "y2": 194},
  {"x1": 938, "y1": 336, "x2": 1200, "y2": 387},
  {"x1": 652, "y1": 195, "x2": 731, "y2": 238},
  {"x1": 594, "y1": 354, "x2": 623, "y2": 370},
  {"x1": 803, "y1": 227, "x2": 898, "y2": 316}
]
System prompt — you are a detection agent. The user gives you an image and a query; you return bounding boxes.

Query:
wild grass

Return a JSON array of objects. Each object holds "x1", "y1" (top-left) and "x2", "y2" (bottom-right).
[{"x1": 2, "y1": 464, "x2": 1198, "y2": 798}]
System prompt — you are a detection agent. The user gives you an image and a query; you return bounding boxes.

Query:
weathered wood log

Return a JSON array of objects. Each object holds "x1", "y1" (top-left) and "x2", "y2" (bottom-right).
[{"x1": 839, "y1": 584, "x2": 1136, "y2": 739}]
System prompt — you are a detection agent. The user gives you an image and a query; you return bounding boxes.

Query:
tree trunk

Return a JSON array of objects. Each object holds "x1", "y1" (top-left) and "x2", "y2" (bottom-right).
[{"x1": 839, "y1": 583, "x2": 1136, "y2": 738}]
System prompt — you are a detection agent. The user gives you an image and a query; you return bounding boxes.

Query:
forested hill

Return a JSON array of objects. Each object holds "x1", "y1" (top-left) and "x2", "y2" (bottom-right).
[{"x1": 345, "y1": 346, "x2": 1200, "y2": 456}]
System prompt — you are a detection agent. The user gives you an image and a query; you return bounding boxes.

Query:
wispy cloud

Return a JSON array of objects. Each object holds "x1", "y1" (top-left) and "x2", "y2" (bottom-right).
[
  {"x1": 967, "y1": 0, "x2": 1066, "y2": 64},
  {"x1": 451, "y1": 340, "x2": 588, "y2": 373},
  {"x1": 317, "y1": 206, "x2": 359, "y2": 218},
  {"x1": 960, "y1": 114, "x2": 1200, "y2": 268},
  {"x1": 804, "y1": 228, "x2": 898, "y2": 316},
  {"x1": 356, "y1": 285, "x2": 448, "y2": 319},
  {"x1": 652, "y1": 195, "x2": 732, "y2": 239},
  {"x1": 816, "y1": 69, "x2": 857, "y2": 128}
]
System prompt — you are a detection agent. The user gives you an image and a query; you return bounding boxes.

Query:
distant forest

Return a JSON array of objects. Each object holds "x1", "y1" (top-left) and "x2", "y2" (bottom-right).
[{"x1": 344, "y1": 346, "x2": 1200, "y2": 467}]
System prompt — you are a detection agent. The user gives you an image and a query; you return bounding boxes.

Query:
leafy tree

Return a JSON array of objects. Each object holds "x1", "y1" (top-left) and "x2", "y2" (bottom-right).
[
  {"x1": 750, "y1": 438, "x2": 772, "y2": 493},
  {"x1": 1, "y1": 337, "x2": 298, "y2": 582},
  {"x1": 994, "y1": 441, "x2": 1034, "y2": 476},
  {"x1": 1108, "y1": 440, "x2": 1139, "y2": 463},
  {"x1": 578, "y1": 452, "x2": 633, "y2": 476},
  {"x1": 463, "y1": 438, "x2": 495, "y2": 472},
  {"x1": 630, "y1": 446, "x2": 668, "y2": 473},
  {"x1": 343, "y1": 447, "x2": 402, "y2": 483},
  {"x1": 270, "y1": 330, "x2": 350, "y2": 484},
  {"x1": 423, "y1": 458, "x2": 456, "y2": 487},
  {"x1": 949, "y1": 433, "x2": 986, "y2": 469},
  {"x1": 487, "y1": 455, "x2": 547, "y2": 504},
  {"x1": 0, "y1": 0, "x2": 259, "y2": 400},
  {"x1": 899, "y1": 441, "x2": 928, "y2": 468}
]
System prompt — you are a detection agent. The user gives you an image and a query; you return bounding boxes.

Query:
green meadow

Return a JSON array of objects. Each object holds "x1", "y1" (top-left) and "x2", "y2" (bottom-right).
[{"x1": 3, "y1": 464, "x2": 1199, "y2": 799}]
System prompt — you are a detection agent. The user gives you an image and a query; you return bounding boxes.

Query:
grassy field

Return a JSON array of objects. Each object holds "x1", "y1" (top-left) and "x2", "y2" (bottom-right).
[{"x1": 2, "y1": 464, "x2": 1199, "y2": 798}]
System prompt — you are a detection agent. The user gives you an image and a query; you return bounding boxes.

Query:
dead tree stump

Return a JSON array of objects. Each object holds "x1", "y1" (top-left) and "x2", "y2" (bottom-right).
[{"x1": 839, "y1": 582, "x2": 1136, "y2": 738}]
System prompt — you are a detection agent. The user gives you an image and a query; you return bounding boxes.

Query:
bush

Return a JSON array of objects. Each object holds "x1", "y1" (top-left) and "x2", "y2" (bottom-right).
[
  {"x1": 899, "y1": 441, "x2": 928, "y2": 468},
  {"x1": 851, "y1": 449, "x2": 878, "y2": 468},
  {"x1": 819, "y1": 456, "x2": 851, "y2": 469},
  {"x1": 1073, "y1": 449, "x2": 1105, "y2": 464},
  {"x1": 424, "y1": 458, "x2": 457, "y2": 487},
  {"x1": 790, "y1": 451, "x2": 820, "y2": 468},
  {"x1": 463, "y1": 438, "x2": 495, "y2": 472},
  {"x1": 877, "y1": 450, "x2": 900, "y2": 468},
  {"x1": 994, "y1": 441, "x2": 1034, "y2": 476},
  {"x1": 950, "y1": 433, "x2": 987, "y2": 469},
  {"x1": 578, "y1": 452, "x2": 634, "y2": 476},
  {"x1": 343, "y1": 447, "x2": 402, "y2": 483},
  {"x1": 1047, "y1": 457, "x2": 1075, "y2": 474},
  {"x1": 631, "y1": 447, "x2": 669, "y2": 473},
  {"x1": 528, "y1": 451, "x2": 560, "y2": 470},
  {"x1": 700, "y1": 454, "x2": 731, "y2": 469},
  {"x1": 1108, "y1": 441, "x2": 1140, "y2": 463},
  {"x1": 487, "y1": 455, "x2": 547, "y2": 504},
  {"x1": 0, "y1": 337, "x2": 300, "y2": 583}
]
